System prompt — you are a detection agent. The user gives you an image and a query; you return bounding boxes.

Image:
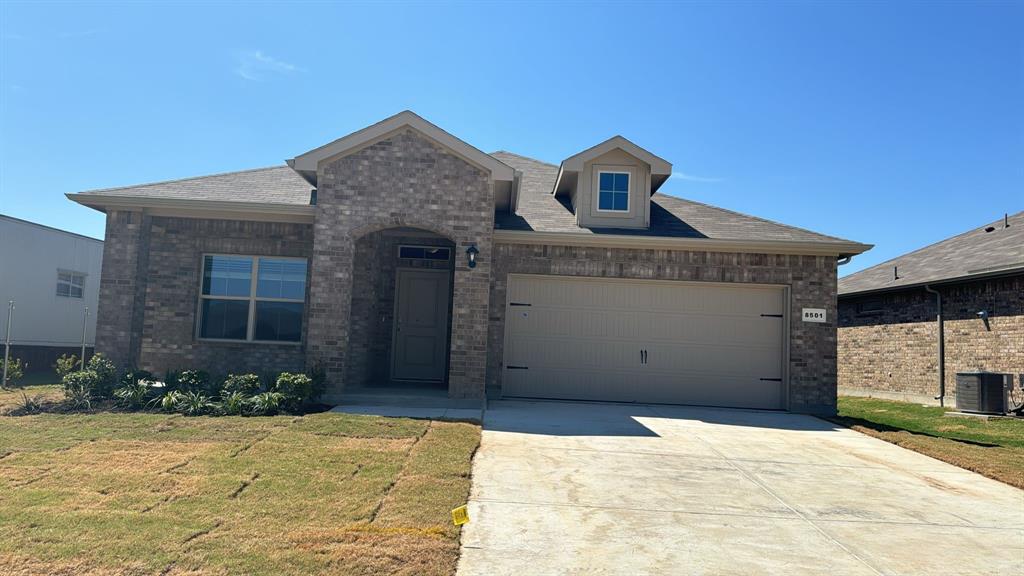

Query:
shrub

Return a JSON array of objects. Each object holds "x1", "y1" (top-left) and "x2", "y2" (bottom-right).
[
  {"x1": 114, "y1": 379, "x2": 153, "y2": 409},
  {"x1": 247, "y1": 391, "x2": 284, "y2": 416},
  {"x1": 62, "y1": 370, "x2": 97, "y2": 409},
  {"x1": 120, "y1": 369, "x2": 153, "y2": 388},
  {"x1": 177, "y1": 390, "x2": 214, "y2": 416},
  {"x1": 157, "y1": 390, "x2": 186, "y2": 413},
  {"x1": 222, "y1": 373, "x2": 261, "y2": 396},
  {"x1": 86, "y1": 354, "x2": 118, "y2": 398},
  {"x1": 308, "y1": 360, "x2": 327, "y2": 401},
  {"x1": 1, "y1": 357, "x2": 25, "y2": 387},
  {"x1": 177, "y1": 370, "x2": 211, "y2": 394},
  {"x1": 218, "y1": 391, "x2": 248, "y2": 416},
  {"x1": 275, "y1": 372, "x2": 313, "y2": 410},
  {"x1": 19, "y1": 392, "x2": 45, "y2": 414},
  {"x1": 54, "y1": 354, "x2": 80, "y2": 380}
]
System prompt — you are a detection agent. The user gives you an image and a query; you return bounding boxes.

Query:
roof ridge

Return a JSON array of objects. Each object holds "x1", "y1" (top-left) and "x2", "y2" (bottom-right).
[
  {"x1": 76, "y1": 164, "x2": 295, "y2": 195},
  {"x1": 654, "y1": 193, "x2": 853, "y2": 243},
  {"x1": 841, "y1": 210, "x2": 1024, "y2": 281},
  {"x1": 490, "y1": 150, "x2": 558, "y2": 168}
]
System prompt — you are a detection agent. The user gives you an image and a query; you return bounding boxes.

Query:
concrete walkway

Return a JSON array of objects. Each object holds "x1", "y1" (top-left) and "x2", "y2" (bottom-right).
[{"x1": 458, "y1": 400, "x2": 1024, "y2": 575}]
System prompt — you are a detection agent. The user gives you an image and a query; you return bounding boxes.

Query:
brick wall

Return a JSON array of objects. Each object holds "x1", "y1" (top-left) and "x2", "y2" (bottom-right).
[
  {"x1": 838, "y1": 274, "x2": 1024, "y2": 404},
  {"x1": 306, "y1": 128, "x2": 494, "y2": 401},
  {"x1": 488, "y1": 244, "x2": 840, "y2": 415},
  {"x1": 95, "y1": 210, "x2": 150, "y2": 369},
  {"x1": 140, "y1": 217, "x2": 313, "y2": 376}
]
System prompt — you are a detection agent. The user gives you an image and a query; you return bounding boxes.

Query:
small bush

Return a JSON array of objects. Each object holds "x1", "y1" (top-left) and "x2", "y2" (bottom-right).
[
  {"x1": 157, "y1": 390, "x2": 186, "y2": 413},
  {"x1": 218, "y1": 391, "x2": 248, "y2": 416},
  {"x1": 275, "y1": 372, "x2": 313, "y2": 410},
  {"x1": 119, "y1": 369, "x2": 153, "y2": 388},
  {"x1": 1, "y1": 357, "x2": 25, "y2": 387},
  {"x1": 62, "y1": 370, "x2": 97, "y2": 409},
  {"x1": 54, "y1": 354, "x2": 80, "y2": 380},
  {"x1": 86, "y1": 354, "x2": 118, "y2": 398},
  {"x1": 177, "y1": 390, "x2": 214, "y2": 416},
  {"x1": 223, "y1": 373, "x2": 261, "y2": 396},
  {"x1": 247, "y1": 391, "x2": 284, "y2": 416},
  {"x1": 114, "y1": 379, "x2": 153, "y2": 409},
  {"x1": 19, "y1": 392, "x2": 45, "y2": 414},
  {"x1": 177, "y1": 370, "x2": 211, "y2": 394}
]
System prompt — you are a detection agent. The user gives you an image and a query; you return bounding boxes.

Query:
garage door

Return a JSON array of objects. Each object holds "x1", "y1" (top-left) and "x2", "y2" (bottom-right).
[{"x1": 502, "y1": 275, "x2": 786, "y2": 409}]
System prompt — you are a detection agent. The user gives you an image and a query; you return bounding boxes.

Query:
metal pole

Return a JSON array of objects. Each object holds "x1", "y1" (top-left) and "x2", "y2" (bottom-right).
[
  {"x1": 80, "y1": 306, "x2": 89, "y2": 370},
  {"x1": 2, "y1": 300, "x2": 13, "y2": 388}
]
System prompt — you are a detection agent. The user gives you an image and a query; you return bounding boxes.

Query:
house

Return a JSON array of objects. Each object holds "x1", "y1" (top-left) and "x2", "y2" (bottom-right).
[
  {"x1": 838, "y1": 212, "x2": 1023, "y2": 405},
  {"x1": 68, "y1": 111, "x2": 870, "y2": 414},
  {"x1": 0, "y1": 214, "x2": 103, "y2": 374}
]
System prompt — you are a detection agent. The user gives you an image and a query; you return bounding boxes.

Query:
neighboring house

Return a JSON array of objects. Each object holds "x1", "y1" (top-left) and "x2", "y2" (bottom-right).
[
  {"x1": 838, "y1": 212, "x2": 1023, "y2": 405},
  {"x1": 67, "y1": 111, "x2": 870, "y2": 414},
  {"x1": 0, "y1": 214, "x2": 103, "y2": 373}
]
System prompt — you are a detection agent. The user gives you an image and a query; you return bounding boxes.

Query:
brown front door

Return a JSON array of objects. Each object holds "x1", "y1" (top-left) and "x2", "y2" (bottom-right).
[{"x1": 391, "y1": 268, "x2": 450, "y2": 382}]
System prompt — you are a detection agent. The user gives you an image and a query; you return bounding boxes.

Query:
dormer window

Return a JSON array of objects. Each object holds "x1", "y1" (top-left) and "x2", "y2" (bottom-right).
[{"x1": 597, "y1": 171, "x2": 630, "y2": 212}]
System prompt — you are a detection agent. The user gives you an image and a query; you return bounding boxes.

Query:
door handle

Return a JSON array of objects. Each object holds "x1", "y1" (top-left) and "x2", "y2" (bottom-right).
[{"x1": 640, "y1": 349, "x2": 647, "y2": 365}]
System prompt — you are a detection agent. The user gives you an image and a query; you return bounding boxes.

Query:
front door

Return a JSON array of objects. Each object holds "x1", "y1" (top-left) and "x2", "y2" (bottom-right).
[{"x1": 391, "y1": 268, "x2": 451, "y2": 382}]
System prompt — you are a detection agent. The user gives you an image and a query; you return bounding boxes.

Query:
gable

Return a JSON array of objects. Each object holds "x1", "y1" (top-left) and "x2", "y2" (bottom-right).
[{"x1": 288, "y1": 111, "x2": 514, "y2": 186}]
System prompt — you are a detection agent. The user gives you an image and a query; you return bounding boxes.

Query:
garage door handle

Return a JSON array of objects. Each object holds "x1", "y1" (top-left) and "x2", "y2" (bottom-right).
[{"x1": 640, "y1": 349, "x2": 647, "y2": 364}]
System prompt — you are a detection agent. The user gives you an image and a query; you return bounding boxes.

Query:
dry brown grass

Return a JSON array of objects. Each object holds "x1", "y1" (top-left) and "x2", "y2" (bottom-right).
[{"x1": 0, "y1": 410, "x2": 480, "y2": 575}]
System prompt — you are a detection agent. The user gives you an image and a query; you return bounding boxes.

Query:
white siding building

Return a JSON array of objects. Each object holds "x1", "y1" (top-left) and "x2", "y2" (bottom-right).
[{"x1": 0, "y1": 214, "x2": 103, "y2": 373}]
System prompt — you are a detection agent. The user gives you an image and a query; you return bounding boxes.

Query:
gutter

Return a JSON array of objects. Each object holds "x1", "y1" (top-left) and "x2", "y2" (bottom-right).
[
  {"x1": 923, "y1": 285, "x2": 945, "y2": 406},
  {"x1": 494, "y1": 229, "x2": 872, "y2": 257},
  {"x1": 66, "y1": 194, "x2": 316, "y2": 223}
]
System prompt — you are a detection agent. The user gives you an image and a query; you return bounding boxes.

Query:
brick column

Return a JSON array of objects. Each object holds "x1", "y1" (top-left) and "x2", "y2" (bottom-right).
[{"x1": 94, "y1": 210, "x2": 149, "y2": 370}]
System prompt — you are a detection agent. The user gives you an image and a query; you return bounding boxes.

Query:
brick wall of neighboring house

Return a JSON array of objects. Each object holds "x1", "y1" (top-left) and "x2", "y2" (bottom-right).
[
  {"x1": 96, "y1": 213, "x2": 314, "y2": 377},
  {"x1": 307, "y1": 128, "x2": 495, "y2": 401},
  {"x1": 838, "y1": 274, "x2": 1024, "y2": 404},
  {"x1": 488, "y1": 244, "x2": 840, "y2": 415}
]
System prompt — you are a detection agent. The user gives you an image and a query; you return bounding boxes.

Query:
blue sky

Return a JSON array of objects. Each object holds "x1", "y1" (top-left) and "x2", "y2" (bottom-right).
[{"x1": 1, "y1": 1, "x2": 1020, "y2": 276}]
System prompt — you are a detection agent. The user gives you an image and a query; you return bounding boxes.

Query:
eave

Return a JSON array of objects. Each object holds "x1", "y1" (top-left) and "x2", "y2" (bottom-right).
[{"x1": 67, "y1": 194, "x2": 316, "y2": 224}]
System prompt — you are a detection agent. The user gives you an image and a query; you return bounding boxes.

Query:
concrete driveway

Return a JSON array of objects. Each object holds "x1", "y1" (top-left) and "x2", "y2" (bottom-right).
[{"x1": 458, "y1": 400, "x2": 1024, "y2": 575}]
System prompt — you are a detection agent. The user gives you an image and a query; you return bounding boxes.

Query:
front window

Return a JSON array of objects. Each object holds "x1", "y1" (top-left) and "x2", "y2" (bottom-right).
[
  {"x1": 598, "y1": 171, "x2": 630, "y2": 211},
  {"x1": 199, "y1": 255, "x2": 307, "y2": 342},
  {"x1": 56, "y1": 270, "x2": 86, "y2": 298}
]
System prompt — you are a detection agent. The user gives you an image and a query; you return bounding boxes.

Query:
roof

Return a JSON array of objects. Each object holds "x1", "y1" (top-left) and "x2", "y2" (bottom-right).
[
  {"x1": 70, "y1": 165, "x2": 312, "y2": 206},
  {"x1": 0, "y1": 214, "x2": 103, "y2": 243},
  {"x1": 491, "y1": 152, "x2": 861, "y2": 245},
  {"x1": 838, "y1": 211, "x2": 1024, "y2": 296}
]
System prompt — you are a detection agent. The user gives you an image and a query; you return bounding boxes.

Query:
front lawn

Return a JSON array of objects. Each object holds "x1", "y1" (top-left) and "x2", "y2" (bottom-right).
[
  {"x1": 834, "y1": 396, "x2": 1024, "y2": 489},
  {"x1": 0, "y1": 404, "x2": 480, "y2": 575}
]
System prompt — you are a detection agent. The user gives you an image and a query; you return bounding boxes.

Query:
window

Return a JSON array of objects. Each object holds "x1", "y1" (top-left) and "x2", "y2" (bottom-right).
[
  {"x1": 597, "y1": 171, "x2": 630, "y2": 212},
  {"x1": 198, "y1": 255, "x2": 307, "y2": 342},
  {"x1": 398, "y1": 246, "x2": 451, "y2": 261},
  {"x1": 56, "y1": 271, "x2": 85, "y2": 298},
  {"x1": 857, "y1": 298, "x2": 885, "y2": 315}
]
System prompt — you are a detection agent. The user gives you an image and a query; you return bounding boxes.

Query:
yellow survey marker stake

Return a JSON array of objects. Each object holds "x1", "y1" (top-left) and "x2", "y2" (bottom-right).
[{"x1": 451, "y1": 505, "x2": 469, "y2": 526}]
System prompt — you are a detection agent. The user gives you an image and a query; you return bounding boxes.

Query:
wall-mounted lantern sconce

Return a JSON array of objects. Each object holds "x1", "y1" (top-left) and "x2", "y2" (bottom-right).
[
  {"x1": 977, "y1": 309, "x2": 991, "y2": 331},
  {"x1": 466, "y1": 245, "x2": 479, "y2": 269}
]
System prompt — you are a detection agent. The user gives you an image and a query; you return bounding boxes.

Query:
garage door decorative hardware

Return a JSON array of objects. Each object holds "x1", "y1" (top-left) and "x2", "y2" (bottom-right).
[
  {"x1": 640, "y1": 349, "x2": 648, "y2": 364},
  {"x1": 759, "y1": 378, "x2": 783, "y2": 382},
  {"x1": 506, "y1": 365, "x2": 529, "y2": 370},
  {"x1": 509, "y1": 302, "x2": 532, "y2": 307},
  {"x1": 760, "y1": 313, "x2": 784, "y2": 318}
]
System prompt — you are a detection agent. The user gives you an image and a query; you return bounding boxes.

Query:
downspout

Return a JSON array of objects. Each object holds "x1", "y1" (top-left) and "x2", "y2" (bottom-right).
[{"x1": 923, "y1": 285, "x2": 945, "y2": 406}]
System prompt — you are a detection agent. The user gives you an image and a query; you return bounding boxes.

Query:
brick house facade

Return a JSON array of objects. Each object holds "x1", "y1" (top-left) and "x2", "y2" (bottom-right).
[{"x1": 74, "y1": 111, "x2": 869, "y2": 413}]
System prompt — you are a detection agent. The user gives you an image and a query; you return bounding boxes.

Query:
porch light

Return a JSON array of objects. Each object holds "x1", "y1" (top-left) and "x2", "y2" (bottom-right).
[{"x1": 466, "y1": 245, "x2": 479, "y2": 269}]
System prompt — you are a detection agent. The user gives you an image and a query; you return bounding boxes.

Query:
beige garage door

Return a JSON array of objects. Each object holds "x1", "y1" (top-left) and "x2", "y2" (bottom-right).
[{"x1": 502, "y1": 275, "x2": 787, "y2": 409}]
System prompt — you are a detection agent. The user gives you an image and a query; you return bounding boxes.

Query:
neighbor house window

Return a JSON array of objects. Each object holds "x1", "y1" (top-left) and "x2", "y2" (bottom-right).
[
  {"x1": 597, "y1": 171, "x2": 630, "y2": 212},
  {"x1": 198, "y1": 255, "x2": 307, "y2": 342},
  {"x1": 56, "y1": 270, "x2": 86, "y2": 298},
  {"x1": 857, "y1": 298, "x2": 885, "y2": 315}
]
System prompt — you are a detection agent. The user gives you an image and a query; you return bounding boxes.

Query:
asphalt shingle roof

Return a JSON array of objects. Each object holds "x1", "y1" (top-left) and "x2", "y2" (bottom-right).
[
  {"x1": 75, "y1": 165, "x2": 312, "y2": 205},
  {"x1": 838, "y1": 211, "x2": 1024, "y2": 296},
  {"x1": 70, "y1": 152, "x2": 863, "y2": 248},
  {"x1": 491, "y1": 151, "x2": 855, "y2": 243}
]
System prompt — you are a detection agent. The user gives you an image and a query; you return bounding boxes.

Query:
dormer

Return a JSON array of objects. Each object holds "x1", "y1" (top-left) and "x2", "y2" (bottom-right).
[{"x1": 552, "y1": 136, "x2": 671, "y2": 229}]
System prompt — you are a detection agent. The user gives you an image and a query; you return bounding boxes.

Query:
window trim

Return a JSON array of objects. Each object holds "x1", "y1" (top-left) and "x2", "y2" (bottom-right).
[
  {"x1": 593, "y1": 165, "x2": 635, "y2": 215},
  {"x1": 56, "y1": 269, "x2": 87, "y2": 299},
  {"x1": 195, "y1": 254, "x2": 307, "y2": 345}
]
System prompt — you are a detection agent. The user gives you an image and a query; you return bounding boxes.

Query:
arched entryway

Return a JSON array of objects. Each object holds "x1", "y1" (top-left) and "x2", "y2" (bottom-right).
[{"x1": 346, "y1": 226, "x2": 456, "y2": 389}]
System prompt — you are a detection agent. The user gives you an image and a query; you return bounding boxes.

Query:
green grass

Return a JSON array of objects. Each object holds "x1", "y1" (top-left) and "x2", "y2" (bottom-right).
[
  {"x1": 835, "y1": 396, "x2": 1024, "y2": 488},
  {"x1": 0, "y1": 404, "x2": 480, "y2": 575}
]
